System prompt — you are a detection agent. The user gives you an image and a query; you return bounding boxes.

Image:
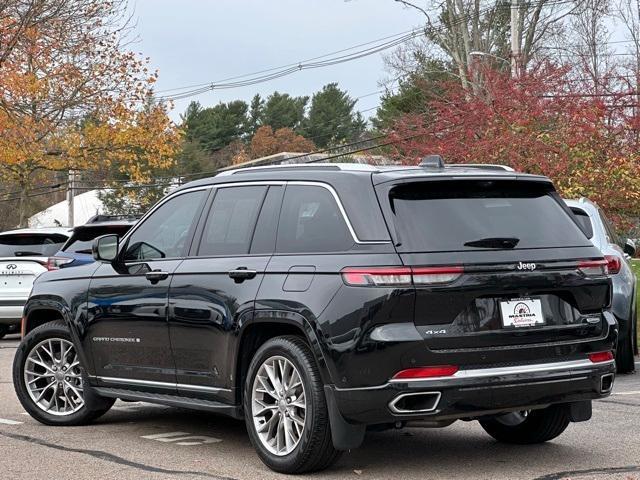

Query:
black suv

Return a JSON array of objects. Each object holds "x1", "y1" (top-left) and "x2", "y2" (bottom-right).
[{"x1": 14, "y1": 161, "x2": 617, "y2": 474}]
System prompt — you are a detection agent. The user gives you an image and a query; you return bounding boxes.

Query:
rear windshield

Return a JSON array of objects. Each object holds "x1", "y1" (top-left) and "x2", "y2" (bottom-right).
[
  {"x1": 0, "y1": 233, "x2": 68, "y2": 257},
  {"x1": 62, "y1": 225, "x2": 133, "y2": 254},
  {"x1": 388, "y1": 180, "x2": 591, "y2": 252}
]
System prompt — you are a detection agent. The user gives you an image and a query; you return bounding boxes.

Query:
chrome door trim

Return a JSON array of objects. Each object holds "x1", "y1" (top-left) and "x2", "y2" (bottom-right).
[{"x1": 97, "y1": 376, "x2": 232, "y2": 393}]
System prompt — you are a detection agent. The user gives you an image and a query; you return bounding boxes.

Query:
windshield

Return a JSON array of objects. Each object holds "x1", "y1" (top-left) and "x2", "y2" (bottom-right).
[
  {"x1": 0, "y1": 233, "x2": 68, "y2": 257},
  {"x1": 388, "y1": 180, "x2": 591, "y2": 252},
  {"x1": 62, "y1": 225, "x2": 133, "y2": 254}
]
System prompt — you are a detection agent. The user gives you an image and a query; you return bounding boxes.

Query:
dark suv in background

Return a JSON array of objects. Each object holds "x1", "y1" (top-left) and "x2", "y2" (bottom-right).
[
  {"x1": 47, "y1": 215, "x2": 138, "y2": 270},
  {"x1": 14, "y1": 160, "x2": 617, "y2": 474}
]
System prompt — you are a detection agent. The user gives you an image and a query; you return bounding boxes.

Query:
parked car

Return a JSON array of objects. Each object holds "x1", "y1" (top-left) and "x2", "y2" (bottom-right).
[
  {"x1": 565, "y1": 198, "x2": 638, "y2": 373},
  {"x1": 14, "y1": 160, "x2": 617, "y2": 474},
  {"x1": 48, "y1": 215, "x2": 138, "y2": 270},
  {"x1": 0, "y1": 227, "x2": 71, "y2": 338}
]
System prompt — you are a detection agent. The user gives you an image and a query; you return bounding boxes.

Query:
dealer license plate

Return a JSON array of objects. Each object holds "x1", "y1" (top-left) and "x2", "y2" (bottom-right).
[{"x1": 499, "y1": 298, "x2": 545, "y2": 328}]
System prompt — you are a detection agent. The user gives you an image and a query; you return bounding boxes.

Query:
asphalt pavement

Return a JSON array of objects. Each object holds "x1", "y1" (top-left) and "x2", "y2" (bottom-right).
[{"x1": 0, "y1": 334, "x2": 638, "y2": 480}]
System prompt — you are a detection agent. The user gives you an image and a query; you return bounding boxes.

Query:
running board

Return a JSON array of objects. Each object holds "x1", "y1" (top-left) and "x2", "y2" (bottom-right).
[{"x1": 94, "y1": 387, "x2": 243, "y2": 419}]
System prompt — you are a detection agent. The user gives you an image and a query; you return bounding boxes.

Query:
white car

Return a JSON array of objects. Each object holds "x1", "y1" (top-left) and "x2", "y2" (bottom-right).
[{"x1": 0, "y1": 227, "x2": 71, "y2": 338}]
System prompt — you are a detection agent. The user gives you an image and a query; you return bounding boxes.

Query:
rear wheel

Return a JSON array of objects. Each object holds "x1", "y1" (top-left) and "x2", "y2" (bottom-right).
[
  {"x1": 480, "y1": 405, "x2": 570, "y2": 444},
  {"x1": 0, "y1": 324, "x2": 8, "y2": 339},
  {"x1": 13, "y1": 321, "x2": 114, "y2": 425},
  {"x1": 244, "y1": 335, "x2": 340, "y2": 474},
  {"x1": 617, "y1": 308, "x2": 637, "y2": 374}
]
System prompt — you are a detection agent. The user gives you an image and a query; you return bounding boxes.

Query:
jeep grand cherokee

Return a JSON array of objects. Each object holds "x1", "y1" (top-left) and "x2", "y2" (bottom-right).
[{"x1": 13, "y1": 160, "x2": 617, "y2": 474}]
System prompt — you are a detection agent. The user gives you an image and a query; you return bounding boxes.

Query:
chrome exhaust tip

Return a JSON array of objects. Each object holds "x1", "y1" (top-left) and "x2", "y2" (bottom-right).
[
  {"x1": 600, "y1": 373, "x2": 614, "y2": 393},
  {"x1": 389, "y1": 392, "x2": 441, "y2": 414}
]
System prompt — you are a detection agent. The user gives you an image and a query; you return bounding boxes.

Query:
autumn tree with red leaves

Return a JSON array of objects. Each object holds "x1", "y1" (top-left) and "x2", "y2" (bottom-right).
[{"x1": 387, "y1": 63, "x2": 640, "y2": 227}]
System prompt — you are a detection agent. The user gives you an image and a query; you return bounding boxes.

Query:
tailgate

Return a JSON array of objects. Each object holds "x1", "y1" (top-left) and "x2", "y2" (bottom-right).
[
  {"x1": 0, "y1": 258, "x2": 47, "y2": 299},
  {"x1": 375, "y1": 177, "x2": 611, "y2": 349}
]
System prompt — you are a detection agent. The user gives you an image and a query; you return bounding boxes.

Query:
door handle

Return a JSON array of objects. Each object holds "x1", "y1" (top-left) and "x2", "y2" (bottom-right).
[
  {"x1": 228, "y1": 267, "x2": 257, "y2": 283},
  {"x1": 145, "y1": 270, "x2": 169, "y2": 283}
]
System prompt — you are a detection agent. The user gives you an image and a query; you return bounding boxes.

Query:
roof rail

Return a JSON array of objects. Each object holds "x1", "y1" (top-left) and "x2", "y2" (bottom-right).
[
  {"x1": 217, "y1": 163, "x2": 380, "y2": 176},
  {"x1": 450, "y1": 163, "x2": 515, "y2": 172}
]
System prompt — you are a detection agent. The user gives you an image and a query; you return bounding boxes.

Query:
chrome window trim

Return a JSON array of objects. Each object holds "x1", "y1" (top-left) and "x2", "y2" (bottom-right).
[
  {"x1": 97, "y1": 376, "x2": 232, "y2": 393},
  {"x1": 120, "y1": 180, "x2": 390, "y2": 248},
  {"x1": 287, "y1": 181, "x2": 390, "y2": 245}
]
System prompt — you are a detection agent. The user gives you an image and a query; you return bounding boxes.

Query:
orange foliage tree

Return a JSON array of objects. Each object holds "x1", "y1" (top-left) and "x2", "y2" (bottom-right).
[
  {"x1": 0, "y1": 0, "x2": 180, "y2": 225},
  {"x1": 249, "y1": 126, "x2": 315, "y2": 159}
]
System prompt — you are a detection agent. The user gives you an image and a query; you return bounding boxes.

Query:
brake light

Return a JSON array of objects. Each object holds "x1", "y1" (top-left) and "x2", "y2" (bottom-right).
[
  {"x1": 340, "y1": 267, "x2": 412, "y2": 287},
  {"x1": 604, "y1": 255, "x2": 621, "y2": 275},
  {"x1": 392, "y1": 365, "x2": 459, "y2": 380},
  {"x1": 577, "y1": 259, "x2": 608, "y2": 277},
  {"x1": 341, "y1": 266, "x2": 463, "y2": 287},
  {"x1": 588, "y1": 351, "x2": 614, "y2": 363},
  {"x1": 46, "y1": 257, "x2": 73, "y2": 271}
]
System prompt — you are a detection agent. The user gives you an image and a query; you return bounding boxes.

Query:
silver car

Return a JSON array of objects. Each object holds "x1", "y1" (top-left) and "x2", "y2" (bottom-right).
[
  {"x1": 0, "y1": 227, "x2": 71, "y2": 338},
  {"x1": 565, "y1": 198, "x2": 637, "y2": 373}
]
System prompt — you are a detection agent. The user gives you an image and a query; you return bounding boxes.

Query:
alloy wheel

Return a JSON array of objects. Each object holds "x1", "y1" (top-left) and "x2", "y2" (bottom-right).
[
  {"x1": 251, "y1": 355, "x2": 307, "y2": 456},
  {"x1": 23, "y1": 338, "x2": 84, "y2": 416}
]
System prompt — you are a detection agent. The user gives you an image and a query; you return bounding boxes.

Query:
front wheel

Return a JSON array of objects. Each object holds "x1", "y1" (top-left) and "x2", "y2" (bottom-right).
[
  {"x1": 244, "y1": 336, "x2": 341, "y2": 474},
  {"x1": 480, "y1": 404, "x2": 570, "y2": 444},
  {"x1": 13, "y1": 320, "x2": 114, "y2": 426}
]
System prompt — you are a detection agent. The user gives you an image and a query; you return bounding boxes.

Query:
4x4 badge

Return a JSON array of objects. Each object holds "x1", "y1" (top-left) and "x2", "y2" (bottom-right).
[{"x1": 516, "y1": 262, "x2": 537, "y2": 271}]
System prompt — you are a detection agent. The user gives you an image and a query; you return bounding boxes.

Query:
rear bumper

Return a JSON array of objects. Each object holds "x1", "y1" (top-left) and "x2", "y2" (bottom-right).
[
  {"x1": 0, "y1": 302, "x2": 25, "y2": 325},
  {"x1": 329, "y1": 358, "x2": 616, "y2": 425}
]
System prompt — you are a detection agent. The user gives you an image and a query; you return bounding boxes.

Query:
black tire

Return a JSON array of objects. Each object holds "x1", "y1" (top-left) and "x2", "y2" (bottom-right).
[
  {"x1": 243, "y1": 335, "x2": 341, "y2": 474},
  {"x1": 13, "y1": 320, "x2": 114, "y2": 426},
  {"x1": 617, "y1": 308, "x2": 637, "y2": 374},
  {"x1": 0, "y1": 324, "x2": 8, "y2": 339},
  {"x1": 480, "y1": 405, "x2": 571, "y2": 444}
]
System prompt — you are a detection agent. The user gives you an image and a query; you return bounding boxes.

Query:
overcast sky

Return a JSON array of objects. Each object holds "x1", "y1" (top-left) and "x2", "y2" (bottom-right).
[{"x1": 132, "y1": 0, "x2": 419, "y2": 122}]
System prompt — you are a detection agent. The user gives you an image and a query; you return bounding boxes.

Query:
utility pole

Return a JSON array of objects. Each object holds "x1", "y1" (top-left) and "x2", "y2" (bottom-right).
[
  {"x1": 67, "y1": 169, "x2": 75, "y2": 227},
  {"x1": 510, "y1": 0, "x2": 521, "y2": 77}
]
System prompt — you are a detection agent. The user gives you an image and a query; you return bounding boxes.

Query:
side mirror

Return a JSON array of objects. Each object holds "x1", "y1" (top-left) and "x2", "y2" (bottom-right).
[
  {"x1": 623, "y1": 238, "x2": 636, "y2": 257},
  {"x1": 92, "y1": 234, "x2": 119, "y2": 263}
]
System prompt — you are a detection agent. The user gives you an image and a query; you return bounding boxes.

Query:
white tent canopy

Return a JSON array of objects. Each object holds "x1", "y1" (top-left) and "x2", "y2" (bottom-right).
[{"x1": 28, "y1": 190, "x2": 105, "y2": 228}]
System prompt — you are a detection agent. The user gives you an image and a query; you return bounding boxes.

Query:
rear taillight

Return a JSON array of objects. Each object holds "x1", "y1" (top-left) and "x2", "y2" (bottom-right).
[
  {"x1": 392, "y1": 365, "x2": 459, "y2": 380},
  {"x1": 577, "y1": 259, "x2": 608, "y2": 277},
  {"x1": 412, "y1": 266, "x2": 464, "y2": 285},
  {"x1": 589, "y1": 351, "x2": 614, "y2": 363},
  {"x1": 341, "y1": 266, "x2": 463, "y2": 287},
  {"x1": 604, "y1": 255, "x2": 621, "y2": 275},
  {"x1": 340, "y1": 267, "x2": 412, "y2": 287},
  {"x1": 46, "y1": 257, "x2": 73, "y2": 271}
]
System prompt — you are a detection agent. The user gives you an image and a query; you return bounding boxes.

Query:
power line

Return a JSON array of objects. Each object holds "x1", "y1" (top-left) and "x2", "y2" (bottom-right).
[{"x1": 154, "y1": 0, "x2": 541, "y2": 103}]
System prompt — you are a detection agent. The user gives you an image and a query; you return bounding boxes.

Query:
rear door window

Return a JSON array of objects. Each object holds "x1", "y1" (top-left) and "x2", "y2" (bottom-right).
[
  {"x1": 387, "y1": 180, "x2": 592, "y2": 252},
  {"x1": 276, "y1": 185, "x2": 353, "y2": 253},
  {"x1": 198, "y1": 186, "x2": 267, "y2": 256},
  {"x1": 0, "y1": 233, "x2": 68, "y2": 257}
]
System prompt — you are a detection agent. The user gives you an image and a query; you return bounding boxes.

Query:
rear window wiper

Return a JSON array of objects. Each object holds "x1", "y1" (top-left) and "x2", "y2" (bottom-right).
[
  {"x1": 463, "y1": 237, "x2": 520, "y2": 249},
  {"x1": 13, "y1": 250, "x2": 43, "y2": 256}
]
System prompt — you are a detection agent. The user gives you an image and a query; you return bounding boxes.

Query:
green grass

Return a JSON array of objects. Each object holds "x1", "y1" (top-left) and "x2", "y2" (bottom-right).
[{"x1": 631, "y1": 259, "x2": 640, "y2": 347}]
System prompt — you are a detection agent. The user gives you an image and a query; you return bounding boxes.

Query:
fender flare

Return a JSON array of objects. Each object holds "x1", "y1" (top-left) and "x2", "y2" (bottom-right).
[
  {"x1": 22, "y1": 298, "x2": 95, "y2": 375},
  {"x1": 236, "y1": 308, "x2": 335, "y2": 387}
]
